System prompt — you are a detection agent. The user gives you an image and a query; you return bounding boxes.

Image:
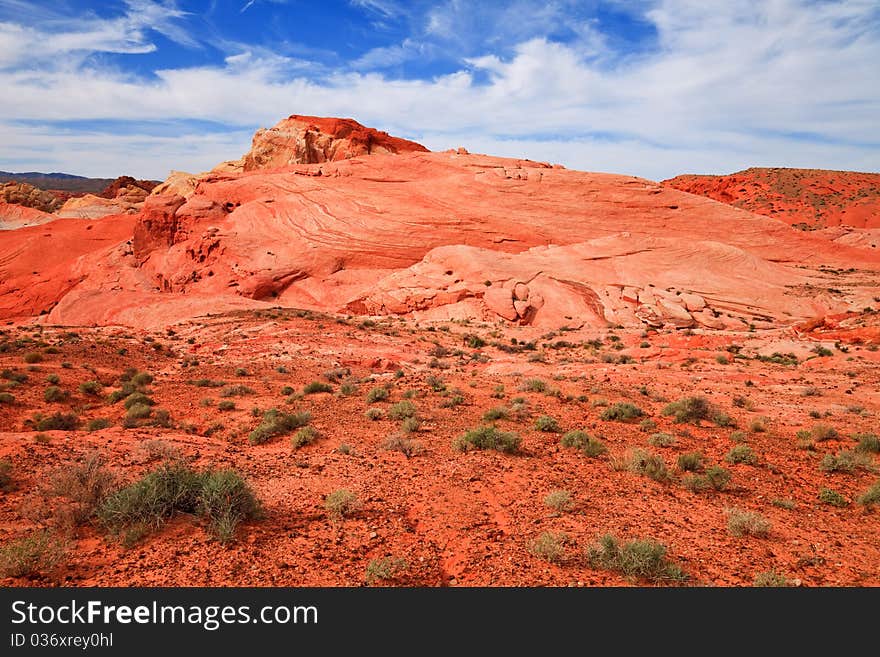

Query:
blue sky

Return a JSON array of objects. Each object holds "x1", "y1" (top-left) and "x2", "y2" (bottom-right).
[{"x1": 0, "y1": 0, "x2": 878, "y2": 179}]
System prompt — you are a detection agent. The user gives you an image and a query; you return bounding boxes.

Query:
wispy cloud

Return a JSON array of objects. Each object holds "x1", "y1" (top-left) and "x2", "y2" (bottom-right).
[{"x1": 0, "y1": 0, "x2": 877, "y2": 179}]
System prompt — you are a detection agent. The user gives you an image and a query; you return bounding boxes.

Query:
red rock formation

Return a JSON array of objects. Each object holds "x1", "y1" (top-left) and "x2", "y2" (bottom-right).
[
  {"x1": 1, "y1": 117, "x2": 878, "y2": 330},
  {"x1": 662, "y1": 168, "x2": 880, "y2": 229},
  {"x1": 0, "y1": 201, "x2": 55, "y2": 230},
  {"x1": 99, "y1": 175, "x2": 158, "y2": 199}
]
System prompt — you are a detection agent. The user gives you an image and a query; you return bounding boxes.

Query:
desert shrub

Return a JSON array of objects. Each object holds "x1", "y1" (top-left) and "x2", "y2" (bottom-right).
[
  {"x1": 519, "y1": 378, "x2": 547, "y2": 393},
  {"x1": 600, "y1": 402, "x2": 644, "y2": 422},
  {"x1": 453, "y1": 426, "x2": 521, "y2": 454},
  {"x1": 365, "y1": 557, "x2": 406, "y2": 584},
  {"x1": 44, "y1": 386, "x2": 69, "y2": 403},
  {"x1": 291, "y1": 426, "x2": 319, "y2": 449},
  {"x1": 23, "y1": 352, "x2": 43, "y2": 364},
  {"x1": 534, "y1": 415, "x2": 561, "y2": 433},
  {"x1": 684, "y1": 465, "x2": 731, "y2": 493},
  {"x1": 812, "y1": 345, "x2": 833, "y2": 357},
  {"x1": 33, "y1": 412, "x2": 79, "y2": 431},
  {"x1": 771, "y1": 498, "x2": 796, "y2": 510},
  {"x1": 627, "y1": 449, "x2": 669, "y2": 482},
  {"x1": 79, "y1": 380, "x2": 102, "y2": 396},
  {"x1": 382, "y1": 434, "x2": 424, "y2": 457},
  {"x1": 639, "y1": 418, "x2": 657, "y2": 432},
  {"x1": 400, "y1": 416, "x2": 420, "y2": 433},
  {"x1": 819, "y1": 450, "x2": 873, "y2": 474},
  {"x1": 189, "y1": 379, "x2": 226, "y2": 388},
  {"x1": 560, "y1": 430, "x2": 606, "y2": 457},
  {"x1": 217, "y1": 400, "x2": 236, "y2": 412},
  {"x1": 818, "y1": 487, "x2": 849, "y2": 507},
  {"x1": 131, "y1": 372, "x2": 153, "y2": 387},
  {"x1": 280, "y1": 386, "x2": 295, "y2": 396},
  {"x1": 337, "y1": 382, "x2": 358, "y2": 397},
  {"x1": 366, "y1": 386, "x2": 390, "y2": 403},
  {"x1": 45, "y1": 373, "x2": 60, "y2": 385},
  {"x1": 727, "y1": 508, "x2": 771, "y2": 537},
  {"x1": 726, "y1": 444, "x2": 757, "y2": 465},
  {"x1": 482, "y1": 406, "x2": 509, "y2": 422},
  {"x1": 0, "y1": 392, "x2": 14, "y2": 404},
  {"x1": 125, "y1": 403, "x2": 152, "y2": 421},
  {"x1": 749, "y1": 417, "x2": 768, "y2": 433},
  {"x1": 365, "y1": 408, "x2": 383, "y2": 421},
  {"x1": 662, "y1": 395, "x2": 732, "y2": 426},
  {"x1": 0, "y1": 459, "x2": 12, "y2": 491},
  {"x1": 249, "y1": 409, "x2": 311, "y2": 445},
  {"x1": 2, "y1": 369, "x2": 28, "y2": 383},
  {"x1": 220, "y1": 385, "x2": 256, "y2": 398},
  {"x1": 753, "y1": 570, "x2": 793, "y2": 587},
  {"x1": 0, "y1": 530, "x2": 65, "y2": 577},
  {"x1": 854, "y1": 433, "x2": 880, "y2": 454},
  {"x1": 805, "y1": 424, "x2": 839, "y2": 442},
  {"x1": 677, "y1": 452, "x2": 704, "y2": 472},
  {"x1": 49, "y1": 452, "x2": 115, "y2": 523},
  {"x1": 544, "y1": 489, "x2": 573, "y2": 513},
  {"x1": 387, "y1": 400, "x2": 417, "y2": 420},
  {"x1": 857, "y1": 480, "x2": 880, "y2": 507},
  {"x1": 325, "y1": 489, "x2": 359, "y2": 520},
  {"x1": 303, "y1": 381, "x2": 333, "y2": 395},
  {"x1": 587, "y1": 534, "x2": 686, "y2": 582},
  {"x1": 87, "y1": 418, "x2": 112, "y2": 432},
  {"x1": 648, "y1": 432, "x2": 676, "y2": 447},
  {"x1": 98, "y1": 462, "x2": 259, "y2": 544},
  {"x1": 528, "y1": 531, "x2": 569, "y2": 564},
  {"x1": 123, "y1": 392, "x2": 155, "y2": 409},
  {"x1": 439, "y1": 392, "x2": 465, "y2": 408}
]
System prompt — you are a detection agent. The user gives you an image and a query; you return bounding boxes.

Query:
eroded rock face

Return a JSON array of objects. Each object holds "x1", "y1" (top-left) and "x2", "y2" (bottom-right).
[
  {"x1": 0, "y1": 181, "x2": 62, "y2": 213},
  {"x1": 240, "y1": 115, "x2": 429, "y2": 171},
  {"x1": 0, "y1": 201, "x2": 55, "y2": 230},
  {"x1": 0, "y1": 116, "x2": 878, "y2": 331}
]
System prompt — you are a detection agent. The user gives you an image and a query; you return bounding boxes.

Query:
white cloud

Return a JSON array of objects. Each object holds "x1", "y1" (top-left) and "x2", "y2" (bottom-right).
[{"x1": 0, "y1": 0, "x2": 877, "y2": 179}]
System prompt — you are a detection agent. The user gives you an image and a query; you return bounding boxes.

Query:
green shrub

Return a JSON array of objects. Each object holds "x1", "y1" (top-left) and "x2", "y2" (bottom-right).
[
  {"x1": 87, "y1": 418, "x2": 112, "y2": 432},
  {"x1": 482, "y1": 406, "x2": 509, "y2": 422},
  {"x1": 33, "y1": 412, "x2": 79, "y2": 431},
  {"x1": 819, "y1": 450, "x2": 873, "y2": 473},
  {"x1": 382, "y1": 434, "x2": 424, "y2": 457},
  {"x1": 684, "y1": 465, "x2": 731, "y2": 493},
  {"x1": 0, "y1": 459, "x2": 12, "y2": 491},
  {"x1": 726, "y1": 444, "x2": 757, "y2": 465},
  {"x1": 560, "y1": 430, "x2": 606, "y2": 457},
  {"x1": 325, "y1": 489, "x2": 359, "y2": 520},
  {"x1": 856, "y1": 479, "x2": 880, "y2": 507},
  {"x1": 365, "y1": 557, "x2": 406, "y2": 584},
  {"x1": 123, "y1": 392, "x2": 155, "y2": 409},
  {"x1": 544, "y1": 489, "x2": 573, "y2": 513},
  {"x1": 79, "y1": 380, "x2": 103, "y2": 396},
  {"x1": 46, "y1": 373, "x2": 60, "y2": 385},
  {"x1": 0, "y1": 392, "x2": 14, "y2": 404},
  {"x1": 48, "y1": 452, "x2": 115, "y2": 523},
  {"x1": 534, "y1": 415, "x2": 561, "y2": 433},
  {"x1": 366, "y1": 386, "x2": 389, "y2": 403},
  {"x1": 98, "y1": 462, "x2": 259, "y2": 544},
  {"x1": 627, "y1": 449, "x2": 669, "y2": 482},
  {"x1": 365, "y1": 408, "x2": 383, "y2": 421},
  {"x1": 453, "y1": 426, "x2": 521, "y2": 454},
  {"x1": 249, "y1": 409, "x2": 311, "y2": 445},
  {"x1": 44, "y1": 386, "x2": 69, "y2": 403},
  {"x1": 220, "y1": 385, "x2": 256, "y2": 398},
  {"x1": 753, "y1": 570, "x2": 793, "y2": 587},
  {"x1": 280, "y1": 386, "x2": 295, "y2": 396},
  {"x1": 818, "y1": 487, "x2": 849, "y2": 507},
  {"x1": 638, "y1": 418, "x2": 657, "y2": 433},
  {"x1": 528, "y1": 531, "x2": 569, "y2": 564},
  {"x1": 677, "y1": 452, "x2": 704, "y2": 472},
  {"x1": 808, "y1": 424, "x2": 839, "y2": 442},
  {"x1": 338, "y1": 382, "x2": 358, "y2": 397},
  {"x1": 303, "y1": 381, "x2": 333, "y2": 395},
  {"x1": 189, "y1": 379, "x2": 226, "y2": 388},
  {"x1": 771, "y1": 498, "x2": 796, "y2": 510},
  {"x1": 387, "y1": 400, "x2": 417, "y2": 420},
  {"x1": 662, "y1": 395, "x2": 732, "y2": 426},
  {"x1": 126, "y1": 403, "x2": 153, "y2": 421},
  {"x1": 216, "y1": 400, "x2": 235, "y2": 412},
  {"x1": 131, "y1": 372, "x2": 153, "y2": 387},
  {"x1": 648, "y1": 432, "x2": 676, "y2": 447},
  {"x1": 727, "y1": 508, "x2": 771, "y2": 537},
  {"x1": 0, "y1": 530, "x2": 65, "y2": 577},
  {"x1": 600, "y1": 402, "x2": 644, "y2": 422},
  {"x1": 400, "y1": 416, "x2": 420, "y2": 433},
  {"x1": 291, "y1": 426, "x2": 319, "y2": 449},
  {"x1": 587, "y1": 534, "x2": 686, "y2": 582},
  {"x1": 23, "y1": 352, "x2": 43, "y2": 364},
  {"x1": 519, "y1": 378, "x2": 547, "y2": 393},
  {"x1": 854, "y1": 433, "x2": 880, "y2": 454}
]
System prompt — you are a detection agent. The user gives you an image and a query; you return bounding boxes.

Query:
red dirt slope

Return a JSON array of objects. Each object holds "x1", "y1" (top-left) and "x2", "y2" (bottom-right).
[{"x1": 662, "y1": 168, "x2": 880, "y2": 229}]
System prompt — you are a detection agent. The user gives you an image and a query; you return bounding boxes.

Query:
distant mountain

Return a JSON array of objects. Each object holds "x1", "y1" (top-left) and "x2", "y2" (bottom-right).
[{"x1": 0, "y1": 171, "x2": 157, "y2": 194}]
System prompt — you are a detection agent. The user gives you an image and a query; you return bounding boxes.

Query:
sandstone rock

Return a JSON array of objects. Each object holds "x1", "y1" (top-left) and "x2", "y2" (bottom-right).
[
  {"x1": 679, "y1": 292, "x2": 706, "y2": 312},
  {"x1": 241, "y1": 115, "x2": 429, "y2": 171},
  {"x1": 483, "y1": 286, "x2": 518, "y2": 321},
  {"x1": 513, "y1": 283, "x2": 530, "y2": 301},
  {"x1": 0, "y1": 181, "x2": 61, "y2": 213},
  {"x1": 57, "y1": 193, "x2": 142, "y2": 219}
]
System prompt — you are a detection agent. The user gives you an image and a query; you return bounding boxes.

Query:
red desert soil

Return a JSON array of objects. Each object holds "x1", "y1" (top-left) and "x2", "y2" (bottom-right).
[
  {"x1": 663, "y1": 167, "x2": 880, "y2": 230},
  {"x1": 0, "y1": 116, "x2": 878, "y2": 587}
]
